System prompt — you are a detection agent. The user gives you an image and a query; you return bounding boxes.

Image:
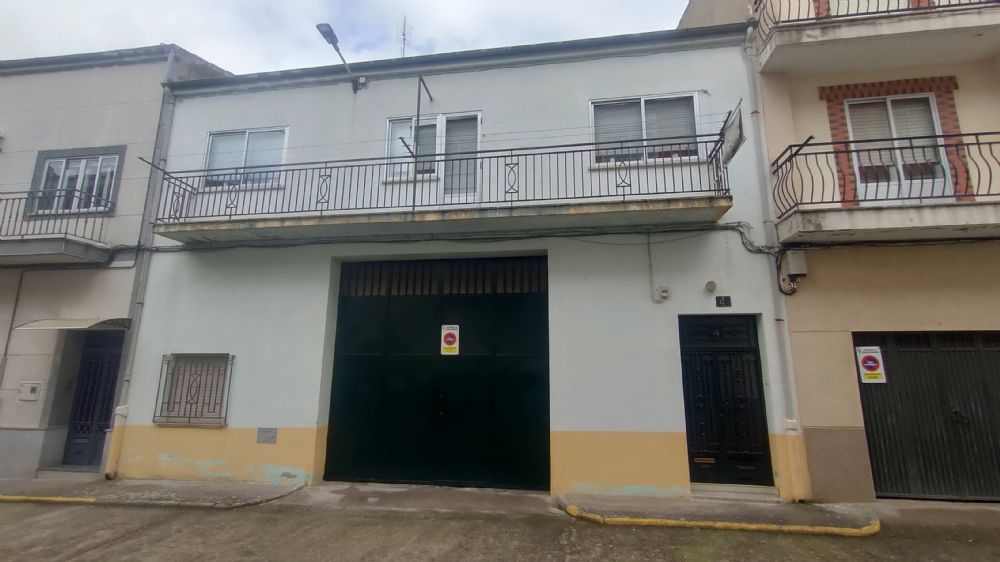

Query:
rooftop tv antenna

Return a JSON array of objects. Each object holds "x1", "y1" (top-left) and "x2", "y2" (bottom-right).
[{"x1": 397, "y1": 16, "x2": 412, "y2": 58}]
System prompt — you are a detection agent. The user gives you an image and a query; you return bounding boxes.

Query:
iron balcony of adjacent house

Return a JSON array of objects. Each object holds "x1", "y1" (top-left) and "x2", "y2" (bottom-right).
[
  {"x1": 0, "y1": 188, "x2": 114, "y2": 264},
  {"x1": 751, "y1": 0, "x2": 1000, "y2": 73},
  {"x1": 153, "y1": 133, "x2": 735, "y2": 243},
  {"x1": 770, "y1": 132, "x2": 1000, "y2": 243},
  {"x1": 753, "y1": 0, "x2": 998, "y2": 45}
]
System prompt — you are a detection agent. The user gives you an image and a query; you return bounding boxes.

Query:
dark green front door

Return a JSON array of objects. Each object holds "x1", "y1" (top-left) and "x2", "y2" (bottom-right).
[
  {"x1": 325, "y1": 257, "x2": 550, "y2": 490},
  {"x1": 680, "y1": 315, "x2": 773, "y2": 486}
]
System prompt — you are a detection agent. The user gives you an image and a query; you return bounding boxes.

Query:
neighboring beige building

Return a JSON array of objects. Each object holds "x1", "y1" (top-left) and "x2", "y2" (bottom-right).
[
  {"x1": 678, "y1": 0, "x2": 750, "y2": 28},
  {"x1": 0, "y1": 46, "x2": 222, "y2": 478},
  {"x1": 731, "y1": 1, "x2": 1000, "y2": 502}
]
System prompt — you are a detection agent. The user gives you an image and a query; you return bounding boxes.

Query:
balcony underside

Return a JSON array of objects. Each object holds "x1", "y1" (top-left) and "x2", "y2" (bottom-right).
[
  {"x1": 759, "y1": 8, "x2": 1000, "y2": 73},
  {"x1": 776, "y1": 200, "x2": 1000, "y2": 244},
  {"x1": 0, "y1": 236, "x2": 111, "y2": 266},
  {"x1": 153, "y1": 197, "x2": 733, "y2": 244}
]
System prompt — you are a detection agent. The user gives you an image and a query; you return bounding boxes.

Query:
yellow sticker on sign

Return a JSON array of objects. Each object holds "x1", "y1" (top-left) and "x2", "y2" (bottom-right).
[{"x1": 441, "y1": 325, "x2": 459, "y2": 356}]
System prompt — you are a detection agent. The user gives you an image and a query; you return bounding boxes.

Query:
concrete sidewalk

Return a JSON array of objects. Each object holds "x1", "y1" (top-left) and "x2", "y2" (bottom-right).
[
  {"x1": 0, "y1": 477, "x2": 298, "y2": 509},
  {"x1": 272, "y1": 481, "x2": 561, "y2": 517},
  {"x1": 10, "y1": 477, "x2": 999, "y2": 541},
  {"x1": 559, "y1": 493, "x2": 880, "y2": 537}
]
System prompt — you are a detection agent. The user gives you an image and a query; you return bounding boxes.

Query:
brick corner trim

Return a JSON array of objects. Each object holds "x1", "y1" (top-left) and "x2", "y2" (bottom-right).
[
  {"x1": 818, "y1": 76, "x2": 959, "y2": 103},
  {"x1": 818, "y1": 75, "x2": 969, "y2": 201}
]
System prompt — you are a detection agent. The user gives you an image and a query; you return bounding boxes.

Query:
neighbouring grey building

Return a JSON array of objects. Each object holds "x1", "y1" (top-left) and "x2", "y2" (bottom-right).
[{"x1": 0, "y1": 46, "x2": 223, "y2": 478}]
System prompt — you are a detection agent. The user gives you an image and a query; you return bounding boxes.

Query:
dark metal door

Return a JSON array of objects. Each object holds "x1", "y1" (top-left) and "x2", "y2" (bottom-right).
[
  {"x1": 856, "y1": 332, "x2": 1000, "y2": 500},
  {"x1": 325, "y1": 257, "x2": 550, "y2": 490},
  {"x1": 680, "y1": 316, "x2": 773, "y2": 486},
  {"x1": 63, "y1": 331, "x2": 125, "y2": 466}
]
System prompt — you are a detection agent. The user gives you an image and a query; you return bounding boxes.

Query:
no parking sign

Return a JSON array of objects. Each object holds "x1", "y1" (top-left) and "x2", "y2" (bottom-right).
[
  {"x1": 855, "y1": 346, "x2": 887, "y2": 384},
  {"x1": 441, "y1": 325, "x2": 460, "y2": 355}
]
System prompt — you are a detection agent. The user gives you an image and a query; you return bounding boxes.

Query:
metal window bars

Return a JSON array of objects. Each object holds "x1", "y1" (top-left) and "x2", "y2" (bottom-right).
[
  {"x1": 770, "y1": 131, "x2": 1000, "y2": 217},
  {"x1": 153, "y1": 354, "x2": 234, "y2": 426}
]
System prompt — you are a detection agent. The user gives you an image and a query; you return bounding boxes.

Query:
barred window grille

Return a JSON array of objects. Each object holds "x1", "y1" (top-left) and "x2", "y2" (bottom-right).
[{"x1": 153, "y1": 354, "x2": 233, "y2": 426}]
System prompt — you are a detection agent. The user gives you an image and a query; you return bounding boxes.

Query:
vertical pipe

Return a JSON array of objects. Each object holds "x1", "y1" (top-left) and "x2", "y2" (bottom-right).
[
  {"x1": 412, "y1": 75, "x2": 422, "y2": 212},
  {"x1": 104, "y1": 53, "x2": 182, "y2": 479}
]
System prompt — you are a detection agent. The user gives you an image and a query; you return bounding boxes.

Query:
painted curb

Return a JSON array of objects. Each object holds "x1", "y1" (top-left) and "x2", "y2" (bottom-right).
[
  {"x1": 563, "y1": 504, "x2": 881, "y2": 537},
  {"x1": 0, "y1": 495, "x2": 97, "y2": 505}
]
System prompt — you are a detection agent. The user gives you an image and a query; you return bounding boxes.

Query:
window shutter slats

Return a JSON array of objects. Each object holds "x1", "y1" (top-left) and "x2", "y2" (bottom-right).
[
  {"x1": 415, "y1": 123, "x2": 437, "y2": 174},
  {"x1": 593, "y1": 101, "x2": 643, "y2": 144},
  {"x1": 645, "y1": 97, "x2": 698, "y2": 157},
  {"x1": 644, "y1": 97, "x2": 696, "y2": 141},
  {"x1": 848, "y1": 101, "x2": 895, "y2": 170},
  {"x1": 445, "y1": 117, "x2": 478, "y2": 196},
  {"x1": 890, "y1": 98, "x2": 939, "y2": 165}
]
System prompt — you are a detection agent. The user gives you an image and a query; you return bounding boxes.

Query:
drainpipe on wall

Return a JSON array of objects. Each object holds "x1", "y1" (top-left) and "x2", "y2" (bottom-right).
[
  {"x1": 102, "y1": 51, "x2": 179, "y2": 479},
  {"x1": 742, "y1": 32, "x2": 811, "y2": 501},
  {"x1": 0, "y1": 269, "x2": 27, "y2": 390}
]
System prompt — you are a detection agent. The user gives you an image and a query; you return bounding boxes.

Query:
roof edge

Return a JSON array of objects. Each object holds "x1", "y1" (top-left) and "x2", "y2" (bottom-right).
[
  {"x1": 167, "y1": 23, "x2": 750, "y2": 94},
  {"x1": 0, "y1": 44, "x2": 227, "y2": 77}
]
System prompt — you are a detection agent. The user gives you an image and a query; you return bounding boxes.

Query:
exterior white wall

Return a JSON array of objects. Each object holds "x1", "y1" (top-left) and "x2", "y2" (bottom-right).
[
  {"x1": 129, "y1": 232, "x2": 792, "y2": 435},
  {"x1": 126, "y1": 38, "x2": 799, "y2": 491},
  {"x1": 163, "y1": 45, "x2": 763, "y2": 224}
]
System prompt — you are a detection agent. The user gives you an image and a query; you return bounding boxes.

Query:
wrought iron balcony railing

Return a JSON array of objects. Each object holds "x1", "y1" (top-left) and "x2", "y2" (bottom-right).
[
  {"x1": 155, "y1": 134, "x2": 732, "y2": 224},
  {"x1": 771, "y1": 132, "x2": 1000, "y2": 218},
  {"x1": 754, "y1": 0, "x2": 997, "y2": 44},
  {"x1": 0, "y1": 189, "x2": 113, "y2": 243}
]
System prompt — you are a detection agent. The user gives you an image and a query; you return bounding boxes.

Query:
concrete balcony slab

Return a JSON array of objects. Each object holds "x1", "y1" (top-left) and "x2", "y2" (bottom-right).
[{"x1": 776, "y1": 200, "x2": 1000, "y2": 244}]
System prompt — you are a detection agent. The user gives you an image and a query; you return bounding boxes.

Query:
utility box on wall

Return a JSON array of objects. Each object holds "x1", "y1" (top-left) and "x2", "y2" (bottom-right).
[{"x1": 18, "y1": 382, "x2": 43, "y2": 402}]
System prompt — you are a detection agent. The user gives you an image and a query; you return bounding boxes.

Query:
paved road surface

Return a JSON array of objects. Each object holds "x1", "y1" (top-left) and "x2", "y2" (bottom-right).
[{"x1": 1, "y1": 500, "x2": 998, "y2": 561}]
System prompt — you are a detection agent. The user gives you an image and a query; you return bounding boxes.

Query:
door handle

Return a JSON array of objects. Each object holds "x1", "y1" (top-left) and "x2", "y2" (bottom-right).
[{"x1": 951, "y1": 410, "x2": 971, "y2": 425}]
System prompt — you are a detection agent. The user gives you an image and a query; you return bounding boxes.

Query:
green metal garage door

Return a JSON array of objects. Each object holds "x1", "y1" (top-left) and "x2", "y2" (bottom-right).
[
  {"x1": 856, "y1": 332, "x2": 1000, "y2": 501},
  {"x1": 325, "y1": 257, "x2": 550, "y2": 490}
]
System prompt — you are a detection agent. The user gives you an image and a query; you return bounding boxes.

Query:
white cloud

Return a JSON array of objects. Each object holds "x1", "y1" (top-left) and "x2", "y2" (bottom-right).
[{"x1": 0, "y1": 0, "x2": 688, "y2": 74}]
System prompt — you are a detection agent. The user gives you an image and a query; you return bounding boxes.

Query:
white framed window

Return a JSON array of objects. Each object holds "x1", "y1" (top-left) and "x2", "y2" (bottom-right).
[
  {"x1": 153, "y1": 354, "x2": 234, "y2": 427},
  {"x1": 205, "y1": 128, "x2": 287, "y2": 187},
  {"x1": 385, "y1": 112, "x2": 481, "y2": 199},
  {"x1": 387, "y1": 118, "x2": 438, "y2": 176},
  {"x1": 845, "y1": 95, "x2": 945, "y2": 187},
  {"x1": 31, "y1": 147, "x2": 124, "y2": 214},
  {"x1": 591, "y1": 94, "x2": 699, "y2": 164}
]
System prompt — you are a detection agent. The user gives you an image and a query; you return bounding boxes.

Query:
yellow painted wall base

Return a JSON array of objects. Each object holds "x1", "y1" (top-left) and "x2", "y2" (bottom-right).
[
  {"x1": 550, "y1": 431, "x2": 690, "y2": 496},
  {"x1": 116, "y1": 425, "x2": 808, "y2": 500},
  {"x1": 770, "y1": 433, "x2": 812, "y2": 501},
  {"x1": 116, "y1": 425, "x2": 327, "y2": 486}
]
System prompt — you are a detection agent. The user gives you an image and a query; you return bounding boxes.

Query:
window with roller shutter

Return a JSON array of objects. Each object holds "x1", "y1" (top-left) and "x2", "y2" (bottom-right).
[{"x1": 592, "y1": 94, "x2": 699, "y2": 163}]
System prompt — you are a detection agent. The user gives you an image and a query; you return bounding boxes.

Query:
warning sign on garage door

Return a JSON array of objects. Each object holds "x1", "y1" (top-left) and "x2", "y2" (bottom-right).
[
  {"x1": 441, "y1": 325, "x2": 460, "y2": 355},
  {"x1": 855, "y1": 346, "x2": 887, "y2": 384}
]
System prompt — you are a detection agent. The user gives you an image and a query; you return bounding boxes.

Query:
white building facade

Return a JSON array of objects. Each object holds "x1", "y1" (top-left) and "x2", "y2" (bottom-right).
[{"x1": 113, "y1": 26, "x2": 811, "y2": 500}]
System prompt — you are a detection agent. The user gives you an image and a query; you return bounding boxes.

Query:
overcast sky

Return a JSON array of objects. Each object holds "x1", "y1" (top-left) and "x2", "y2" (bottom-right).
[{"x1": 1, "y1": 0, "x2": 688, "y2": 75}]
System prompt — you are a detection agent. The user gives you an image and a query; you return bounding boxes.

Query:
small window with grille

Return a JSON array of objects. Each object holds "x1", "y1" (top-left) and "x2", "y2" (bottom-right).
[{"x1": 153, "y1": 354, "x2": 233, "y2": 426}]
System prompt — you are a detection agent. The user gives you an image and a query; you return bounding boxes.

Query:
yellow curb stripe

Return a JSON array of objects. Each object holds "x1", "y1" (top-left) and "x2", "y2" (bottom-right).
[
  {"x1": 564, "y1": 504, "x2": 881, "y2": 537},
  {"x1": 0, "y1": 495, "x2": 98, "y2": 505}
]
